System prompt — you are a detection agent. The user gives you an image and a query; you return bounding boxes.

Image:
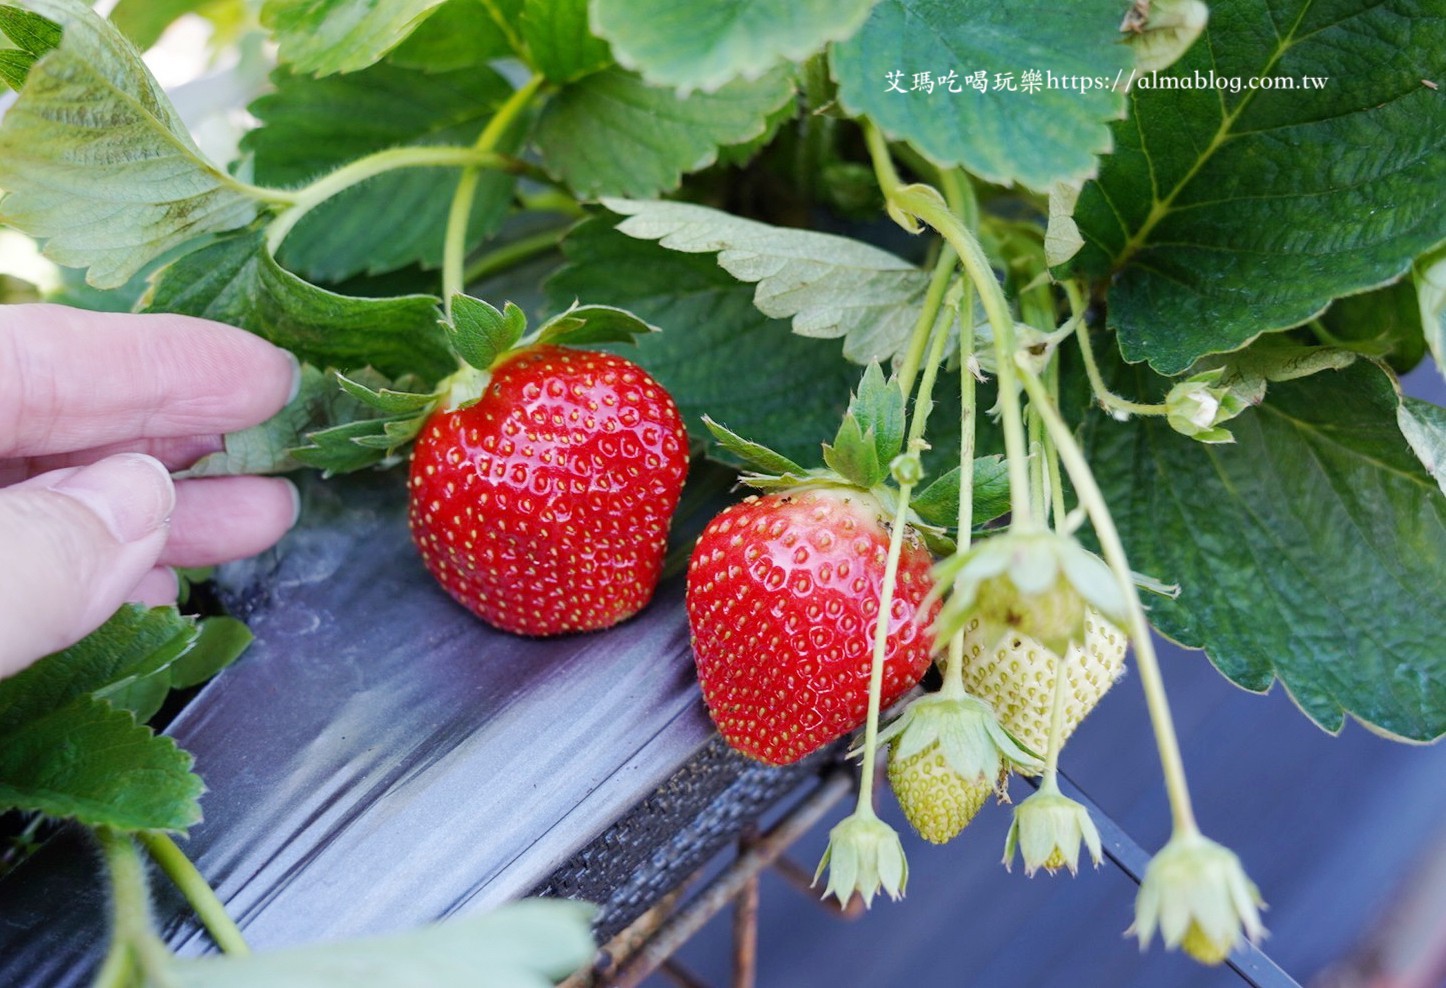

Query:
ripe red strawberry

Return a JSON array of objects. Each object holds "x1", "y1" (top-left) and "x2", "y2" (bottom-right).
[
  {"x1": 408, "y1": 344, "x2": 688, "y2": 636},
  {"x1": 686, "y1": 487, "x2": 937, "y2": 765}
]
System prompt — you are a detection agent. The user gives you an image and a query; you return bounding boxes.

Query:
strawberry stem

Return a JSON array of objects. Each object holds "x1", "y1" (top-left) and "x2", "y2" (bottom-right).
[
  {"x1": 137, "y1": 831, "x2": 249, "y2": 956},
  {"x1": 1039, "y1": 645, "x2": 1070, "y2": 794},
  {"x1": 940, "y1": 278, "x2": 979, "y2": 701},
  {"x1": 1066, "y1": 281, "x2": 1169, "y2": 419},
  {"x1": 443, "y1": 74, "x2": 548, "y2": 316},
  {"x1": 94, "y1": 828, "x2": 176, "y2": 988},
  {"x1": 1015, "y1": 367, "x2": 1200, "y2": 836},
  {"x1": 896, "y1": 244, "x2": 958, "y2": 398}
]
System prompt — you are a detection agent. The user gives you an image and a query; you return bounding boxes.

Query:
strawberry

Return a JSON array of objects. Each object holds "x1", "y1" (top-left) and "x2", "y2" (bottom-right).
[
  {"x1": 960, "y1": 607, "x2": 1127, "y2": 757},
  {"x1": 408, "y1": 335, "x2": 689, "y2": 637},
  {"x1": 686, "y1": 486, "x2": 937, "y2": 765},
  {"x1": 888, "y1": 740, "x2": 998, "y2": 844}
]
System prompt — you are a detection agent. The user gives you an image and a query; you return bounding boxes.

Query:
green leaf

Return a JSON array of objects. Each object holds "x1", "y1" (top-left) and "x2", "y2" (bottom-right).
[
  {"x1": 910, "y1": 456, "x2": 1010, "y2": 529},
  {"x1": 142, "y1": 228, "x2": 453, "y2": 381},
  {"x1": 170, "y1": 899, "x2": 595, "y2": 988},
  {"x1": 1417, "y1": 243, "x2": 1446, "y2": 378},
  {"x1": 1397, "y1": 395, "x2": 1446, "y2": 499},
  {"x1": 1319, "y1": 278, "x2": 1427, "y2": 372},
  {"x1": 847, "y1": 362, "x2": 905, "y2": 467},
  {"x1": 520, "y1": 0, "x2": 612, "y2": 83},
  {"x1": 823, "y1": 412, "x2": 883, "y2": 488},
  {"x1": 108, "y1": 0, "x2": 214, "y2": 50},
  {"x1": 447, "y1": 294, "x2": 527, "y2": 370},
  {"x1": 260, "y1": 0, "x2": 450, "y2": 76},
  {"x1": 0, "y1": 0, "x2": 265, "y2": 288},
  {"x1": 0, "y1": 46, "x2": 34, "y2": 88},
  {"x1": 593, "y1": 0, "x2": 876, "y2": 94},
  {"x1": 1068, "y1": 0, "x2": 1446, "y2": 374},
  {"x1": 1084, "y1": 359, "x2": 1446, "y2": 741},
  {"x1": 534, "y1": 66, "x2": 794, "y2": 198},
  {"x1": 386, "y1": 0, "x2": 511, "y2": 71},
  {"x1": 243, "y1": 62, "x2": 516, "y2": 281},
  {"x1": 831, "y1": 0, "x2": 1131, "y2": 190},
  {"x1": 335, "y1": 372, "x2": 439, "y2": 414},
  {"x1": 0, "y1": 4, "x2": 61, "y2": 54},
  {"x1": 534, "y1": 303, "x2": 660, "y2": 347},
  {"x1": 604, "y1": 198, "x2": 932, "y2": 363},
  {"x1": 702, "y1": 416, "x2": 807, "y2": 476},
  {"x1": 169, "y1": 617, "x2": 253, "y2": 690},
  {"x1": 0, "y1": 697, "x2": 201, "y2": 831},
  {"x1": 545, "y1": 216, "x2": 858, "y2": 467}
]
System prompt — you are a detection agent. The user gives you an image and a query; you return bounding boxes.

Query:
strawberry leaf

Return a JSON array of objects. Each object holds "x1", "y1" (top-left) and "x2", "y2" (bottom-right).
[
  {"x1": 1414, "y1": 244, "x2": 1446, "y2": 379},
  {"x1": 702, "y1": 416, "x2": 807, "y2": 477},
  {"x1": 1085, "y1": 358, "x2": 1446, "y2": 741},
  {"x1": 1066, "y1": 0, "x2": 1446, "y2": 374},
  {"x1": 535, "y1": 67, "x2": 794, "y2": 198},
  {"x1": 0, "y1": 5, "x2": 61, "y2": 56},
  {"x1": 823, "y1": 412, "x2": 884, "y2": 488},
  {"x1": 335, "y1": 373, "x2": 439, "y2": 414},
  {"x1": 260, "y1": 0, "x2": 450, "y2": 76},
  {"x1": 447, "y1": 294, "x2": 528, "y2": 370},
  {"x1": 604, "y1": 198, "x2": 936, "y2": 364},
  {"x1": 0, "y1": 0, "x2": 266, "y2": 288},
  {"x1": 520, "y1": 0, "x2": 612, "y2": 83},
  {"x1": 534, "y1": 303, "x2": 660, "y2": 347},
  {"x1": 911, "y1": 456, "x2": 1011, "y2": 529},
  {"x1": 143, "y1": 228, "x2": 452, "y2": 382},
  {"x1": 1319, "y1": 278, "x2": 1427, "y2": 372},
  {"x1": 1397, "y1": 396, "x2": 1446, "y2": 499},
  {"x1": 385, "y1": 0, "x2": 512, "y2": 71},
  {"x1": 0, "y1": 47, "x2": 34, "y2": 89},
  {"x1": 593, "y1": 0, "x2": 875, "y2": 95},
  {"x1": 848, "y1": 363, "x2": 905, "y2": 468}
]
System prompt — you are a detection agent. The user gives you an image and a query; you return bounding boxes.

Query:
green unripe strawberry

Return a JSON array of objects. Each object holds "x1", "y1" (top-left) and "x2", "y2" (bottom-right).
[
  {"x1": 887, "y1": 740, "x2": 996, "y2": 844},
  {"x1": 961, "y1": 608, "x2": 1127, "y2": 758}
]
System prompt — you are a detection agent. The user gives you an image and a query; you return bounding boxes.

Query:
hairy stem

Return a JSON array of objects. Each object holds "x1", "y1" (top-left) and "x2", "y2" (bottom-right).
[
  {"x1": 95, "y1": 828, "x2": 176, "y2": 988},
  {"x1": 1065, "y1": 282, "x2": 1167, "y2": 418},
  {"x1": 1016, "y1": 368, "x2": 1199, "y2": 835},
  {"x1": 138, "y1": 832, "x2": 249, "y2": 957},
  {"x1": 264, "y1": 146, "x2": 509, "y2": 256},
  {"x1": 443, "y1": 74, "x2": 547, "y2": 313}
]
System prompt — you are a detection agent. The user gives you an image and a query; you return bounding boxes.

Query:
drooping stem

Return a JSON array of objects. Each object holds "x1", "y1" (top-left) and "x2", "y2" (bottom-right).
[
  {"x1": 442, "y1": 74, "x2": 547, "y2": 314},
  {"x1": 138, "y1": 832, "x2": 250, "y2": 956},
  {"x1": 939, "y1": 282, "x2": 978, "y2": 702},
  {"x1": 94, "y1": 828, "x2": 176, "y2": 988},
  {"x1": 863, "y1": 122, "x2": 1032, "y2": 529},
  {"x1": 1045, "y1": 359, "x2": 1068, "y2": 529},
  {"x1": 264, "y1": 146, "x2": 509, "y2": 256},
  {"x1": 1015, "y1": 367, "x2": 1199, "y2": 836},
  {"x1": 896, "y1": 245, "x2": 958, "y2": 398},
  {"x1": 1065, "y1": 282, "x2": 1167, "y2": 419},
  {"x1": 1038, "y1": 648, "x2": 1070, "y2": 794}
]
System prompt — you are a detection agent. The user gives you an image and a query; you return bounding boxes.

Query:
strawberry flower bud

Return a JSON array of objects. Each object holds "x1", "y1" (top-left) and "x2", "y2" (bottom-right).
[
  {"x1": 932, "y1": 531, "x2": 1127, "y2": 656},
  {"x1": 1003, "y1": 789, "x2": 1102, "y2": 876},
  {"x1": 1164, "y1": 368, "x2": 1250, "y2": 444},
  {"x1": 815, "y1": 812, "x2": 909, "y2": 908},
  {"x1": 1131, "y1": 831, "x2": 1266, "y2": 965}
]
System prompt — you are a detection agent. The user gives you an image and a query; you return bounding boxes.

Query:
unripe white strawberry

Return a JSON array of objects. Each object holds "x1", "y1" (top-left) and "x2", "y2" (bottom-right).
[
  {"x1": 961, "y1": 608, "x2": 1127, "y2": 758},
  {"x1": 888, "y1": 740, "x2": 998, "y2": 844}
]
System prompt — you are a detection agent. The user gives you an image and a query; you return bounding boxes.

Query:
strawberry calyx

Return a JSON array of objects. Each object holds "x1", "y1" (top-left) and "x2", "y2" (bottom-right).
[
  {"x1": 869, "y1": 691, "x2": 1042, "y2": 782},
  {"x1": 1003, "y1": 787, "x2": 1103, "y2": 876}
]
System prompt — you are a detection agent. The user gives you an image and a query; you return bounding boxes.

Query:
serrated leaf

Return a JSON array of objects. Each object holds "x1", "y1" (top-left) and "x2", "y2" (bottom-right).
[
  {"x1": 594, "y1": 0, "x2": 875, "y2": 95},
  {"x1": 1417, "y1": 244, "x2": 1446, "y2": 378},
  {"x1": 545, "y1": 216, "x2": 857, "y2": 467},
  {"x1": 1398, "y1": 396, "x2": 1446, "y2": 498},
  {"x1": 604, "y1": 198, "x2": 932, "y2": 364},
  {"x1": 448, "y1": 294, "x2": 527, "y2": 369},
  {"x1": 910, "y1": 456, "x2": 1010, "y2": 528},
  {"x1": 1126, "y1": 0, "x2": 1208, "y2": 74},
  {"x1": 519, "y1": 0, "x2": 611, "y2": 83},
  {"x1": 1068, "y1": 0, "x2": 1446, "y2": 374},
  {"x1": 534, "y1": 303, "x2": 659, "y2": 347},
  {"x1": 243, "y1": 61, "x2": 516, "y2": 282},
  {"x1": 1085, "y1": 358, "x2": 1446, "y2": 741},
  {"x1": 831, "y1": 0, "x2": 1130, "y2": 191},
  {"x1": 1320, "y1": 278, "x2": 1427, "y2": 372},
  {"x1": 0, "y1": 4, "x2": 60, "y2": 54},
  {"x1": 0, "y1": 0, "x2": 264, "y2": 288},
  {"x1": 0, "y1": 696, "x2": 202, "y2": 831},
  {"x1": 0, "y1": 46, "x2": 34, "y2": 88},
  {"x1": 170, "y1": 899, "x2": 595, "y2": 988},
  {"x1": 535, "y1": 66, "x2": 794, "y2": 199},
  {"x1": 823, "y1": 414, "x2": 884, "y2": 488},
  {"x1": 336, "y1": 372, "x2": 439, "y2": 414},
  {"x1": 847, "y1": 362, "x2": 904, "y2": 467},
  {"x1": 260, "y1": 0, "x2": 450, "y2": 76},
  {"x1": 702, "y1": 416, "x2": 806, "y2": 476},
  {"x1": 386, "y1": 0, "x2": 511, "y2": 71},
  {"x1": 169, "y1": 617, "x2": 253, "y2": 690},
  {"x1": 143, "y1": 228, "x2": 452, "y2": 381}
]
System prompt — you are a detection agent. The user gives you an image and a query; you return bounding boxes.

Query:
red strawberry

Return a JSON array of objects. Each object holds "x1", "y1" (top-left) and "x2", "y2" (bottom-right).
[
  {"x1": 686, "y1": 487, "x2": 937, "y2": 765},
  {"x1": 408, "y1": 344, "x2": 689, "y2": 636}
]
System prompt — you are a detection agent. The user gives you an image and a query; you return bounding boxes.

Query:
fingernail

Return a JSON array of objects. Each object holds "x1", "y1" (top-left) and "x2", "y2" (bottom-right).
[
  {"x1": 286, "y1": 351, "x2": 303, "y2": 404},
  {"x1": 283, "y1": 478, "x2": 302, "y2": 528},
  {"x1": 49, "y1": 453, "x2": 176, "y2": 544}
]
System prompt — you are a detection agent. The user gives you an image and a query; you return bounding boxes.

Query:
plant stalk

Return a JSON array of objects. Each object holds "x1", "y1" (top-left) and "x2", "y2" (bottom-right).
[
  {"x1": 1065, "y1": 281, "x2": 1167, "y2": 418},
  {"x1": 94, "y1": 828, "x2": 177, "y2": 988},
  {"x1": 138, "y1": 832, "x2": 250, "y2": 956}
]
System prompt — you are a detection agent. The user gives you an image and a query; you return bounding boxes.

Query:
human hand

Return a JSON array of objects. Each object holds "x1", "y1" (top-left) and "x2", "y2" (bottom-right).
[{"x1": 0, "y1": 304, "x2": 302, "y2": 678}]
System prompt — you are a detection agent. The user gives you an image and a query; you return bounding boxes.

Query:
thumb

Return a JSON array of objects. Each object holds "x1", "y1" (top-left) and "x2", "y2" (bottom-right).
[{"x1": 0, "y1": 453, "x2": 175, "y2": 679}]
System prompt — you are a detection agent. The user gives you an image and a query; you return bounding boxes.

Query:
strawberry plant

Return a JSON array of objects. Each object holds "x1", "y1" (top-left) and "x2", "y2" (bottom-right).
[{"x1": 0, "y1": 0, "x2": 1443, "y2": 983}]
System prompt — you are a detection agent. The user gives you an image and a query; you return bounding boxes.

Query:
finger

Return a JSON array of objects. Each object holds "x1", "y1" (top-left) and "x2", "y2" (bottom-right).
[
  {"x1": 0, "y1": 454, "x2": 174, "y2": 679},
  {"x1": 0, "y1": 434, "x2": 225, "y2": 486},
  {"x1": 130, "y1": 567, "x2": 180, "y2": 608},
  {"x1": 0, "y1": 304, "x2": 300, "y2": 459},
  {"x1": 159, "y1": 476, "x2": 300, "y2": 568}
]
